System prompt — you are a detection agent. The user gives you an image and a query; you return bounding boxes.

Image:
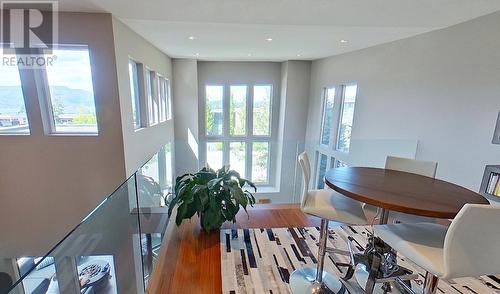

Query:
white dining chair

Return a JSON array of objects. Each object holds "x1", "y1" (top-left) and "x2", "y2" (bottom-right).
[
  {"x1": 374, "y1": 203, "x2": 500, "y2": 294},
  {"x1": 364, "y1": 156, "x2": 438, "y2": 223},
  {"x1": 289, "y1": 152, "x2": 367, "y2": 294}
]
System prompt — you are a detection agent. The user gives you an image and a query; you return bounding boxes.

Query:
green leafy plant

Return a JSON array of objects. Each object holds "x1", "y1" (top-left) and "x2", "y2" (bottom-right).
[{"x1": 168, "y1": 166, "x2": 257, "y2": 232}]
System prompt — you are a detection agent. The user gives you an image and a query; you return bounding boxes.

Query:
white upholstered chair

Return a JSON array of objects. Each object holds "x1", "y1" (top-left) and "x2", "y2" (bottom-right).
[
  {"x1": 374, "y1": 204, "x2": 500, "y2": 294},
  {"x1": 364, "y1": 156, "x2": 438, "y2": 223},
  {"x1": 290, "y1": 152, "x2": 367, "y2": 294}
]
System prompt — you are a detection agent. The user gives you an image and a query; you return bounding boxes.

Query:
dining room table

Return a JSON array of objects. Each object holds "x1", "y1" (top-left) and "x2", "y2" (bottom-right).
[{"x1": 324, "y1": 167, "x2": 489, "y2": 293}]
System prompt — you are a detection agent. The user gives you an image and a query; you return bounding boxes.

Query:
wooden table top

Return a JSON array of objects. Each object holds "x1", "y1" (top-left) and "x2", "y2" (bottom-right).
[{"x1": 325, "y1": 167, "x2": 489, "y2": 219}]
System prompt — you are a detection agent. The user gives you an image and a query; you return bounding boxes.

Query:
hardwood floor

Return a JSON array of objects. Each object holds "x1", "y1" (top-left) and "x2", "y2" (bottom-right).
[{"x1": 147, "y1": 204, "x2": 320, "y2": 293}]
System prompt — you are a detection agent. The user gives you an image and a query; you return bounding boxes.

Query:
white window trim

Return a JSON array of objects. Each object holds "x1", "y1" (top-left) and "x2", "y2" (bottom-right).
[
  {"x1": 0, "y1": 49, "x2": 31, "y2": 136},
  {"x1": 128, "y1": 58, "x2": 146, "y2": 130},
  {"x1": 313, "y1": 83, "x2": 358, "y2": 188},
  {"x1": 37, "y1": 45, "x2": 99, "y2": 136},
  {"x1": 200, "y1": 83, "x2": 278, "y2": 186},
  {"x1": 146, "y1": 69, "x2": 159, "y2": 126}
]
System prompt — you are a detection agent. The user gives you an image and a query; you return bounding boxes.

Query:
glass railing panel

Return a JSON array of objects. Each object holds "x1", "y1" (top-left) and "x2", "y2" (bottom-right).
[
  {"x1": 134, "y1": 144, "x2": 173, "y2": 288},
  {"x1": 4, "y1": 174, "x2": 146, "y2": 294}
]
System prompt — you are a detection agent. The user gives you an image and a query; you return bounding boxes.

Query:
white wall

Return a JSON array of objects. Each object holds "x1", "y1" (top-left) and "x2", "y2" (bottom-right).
[
  {"x1": 306, "y1": 11, "x2": 500, "y2": 193},
  {"x1": 0, "y1": 13, "x2": 127, "y2": 255},
  {"x1": 172, "y1": 59, "x2": 200, "y2": 176},
  {"x1": 276, "y1": 61, "x2": 311, "y2": 202},
  {"x1": 112, "y1": 18, "x2": 175, "y2": 177}
]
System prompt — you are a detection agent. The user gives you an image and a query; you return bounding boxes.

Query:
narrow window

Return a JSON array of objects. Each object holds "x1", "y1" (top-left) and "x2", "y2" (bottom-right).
[
  {"x1": 0, "y1": 53, "x2": 29, "y2": 134},
  {"x1": 166, "y1": 79, "x2": 172, "y2": 120},
  {"x1": 206, "y1": 141, "x2": 224, "y2": 170},
  {"x1": 128, "y1": 60, "x2": 142, "y2": 129},
  {"x1": 158, "y1": 76, "x2": 166, "y2": 123},
  {"x1": 320, "y1": 87, "x2": 335, "y2": 145},
  {"x1": 337, "y1": 85, "x2": 357, "y2": 152},
  {"x1": 252, "y1": 142, "x2": 269, "y2": 184},
  {"x1": 316, "y1": 153, "x2": 328, "y2": 189},
  {"x1": 252, "y1": 85, "x2": 272, "y2": 136},
  {"x1": 205, "y1": 85, "x2": 224, "y2": 136},
  {"x1": 229, "y1": 142, "x2": 246, "y2": 178},
  {"x1": 229, "y1": 85, "x2": 247, "y2": 136},
  {"x1": 146, "y1": 70, "x2": 158, "y2": 126}
]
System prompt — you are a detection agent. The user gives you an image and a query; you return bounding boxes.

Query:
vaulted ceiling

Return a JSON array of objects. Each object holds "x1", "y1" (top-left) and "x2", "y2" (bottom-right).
[{"x1": 57, "y1": 0, "x2": 500, "y2": 61}]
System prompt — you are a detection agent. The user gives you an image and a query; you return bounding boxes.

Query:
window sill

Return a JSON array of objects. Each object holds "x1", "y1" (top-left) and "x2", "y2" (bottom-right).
[
  {"x1": 0, "y1": 132, "x2": 30, "y2": 136},
  {"x1": 254, "y1": 186, "x2": 280, "y2": 194},
  {"x1": 47, "y1": 133, "x2": 99, "y2": 137}
]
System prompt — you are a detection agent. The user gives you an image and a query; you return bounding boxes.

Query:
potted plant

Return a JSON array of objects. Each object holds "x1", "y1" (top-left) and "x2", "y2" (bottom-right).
[{"x1": 168, "y1": 166, "x2": 257, "y2": 232}]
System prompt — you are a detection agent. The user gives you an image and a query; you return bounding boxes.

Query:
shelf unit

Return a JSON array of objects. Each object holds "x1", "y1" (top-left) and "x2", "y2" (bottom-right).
[{"x1": 480, "y1": 165, "x2": 500, "y2": 202}]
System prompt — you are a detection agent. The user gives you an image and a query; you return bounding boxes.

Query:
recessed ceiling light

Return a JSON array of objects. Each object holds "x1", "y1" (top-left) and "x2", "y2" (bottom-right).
[
  {"x1": 195, "y1": 53, "x2": 200, "y2": 56},
  {"x1": 296, "y1": 54, "x2": 302, "y2": 57},
  {"x1": 247, "y1": 53, "x2": 252, "y2": 57},
  {"x1": 340, "y1": 39, "x2": 348, "y2": 43},
  {"x1": 188, "y1": 36, "x2": 196, "y2": 40},
  {"x1": 265, "y1": 38, "x2": 273, "y2": 42}
]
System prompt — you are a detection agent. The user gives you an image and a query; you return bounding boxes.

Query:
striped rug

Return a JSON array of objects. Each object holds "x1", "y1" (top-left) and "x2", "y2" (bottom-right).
[{"x1": 220, "y1": 226, "x2": 500, "y2": 293}]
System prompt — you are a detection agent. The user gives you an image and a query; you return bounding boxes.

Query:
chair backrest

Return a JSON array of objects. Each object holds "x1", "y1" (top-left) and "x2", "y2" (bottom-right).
[
  {"x1": 443, "y1": 204, "x2": 500, "y2": 279},
  {"x1": 385, "y1": 156, "x2": 437, "y2": 178},
  {"x1": 298, "y1": 152, "x2": 311, "y2": 208}
]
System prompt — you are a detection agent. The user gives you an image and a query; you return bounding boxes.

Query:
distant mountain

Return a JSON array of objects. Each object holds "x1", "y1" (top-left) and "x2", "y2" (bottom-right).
[{"x1": 0, "y1": 85, "x2": 95, "y2": 115}]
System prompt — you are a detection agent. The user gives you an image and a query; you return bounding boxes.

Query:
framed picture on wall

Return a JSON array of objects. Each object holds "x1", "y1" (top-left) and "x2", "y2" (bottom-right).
[{"x1": 494, "y1": 111, "x2": 500, "y2": 144}]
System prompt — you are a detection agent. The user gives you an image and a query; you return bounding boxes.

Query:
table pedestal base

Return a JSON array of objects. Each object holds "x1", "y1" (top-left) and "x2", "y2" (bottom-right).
[{"x1": 290, "y1": 267, "x2": 346, "y2": 294}]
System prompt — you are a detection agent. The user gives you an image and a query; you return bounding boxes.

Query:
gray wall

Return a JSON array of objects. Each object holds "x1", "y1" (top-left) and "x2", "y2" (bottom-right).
[
  {"x1": 112, "y1": 18, "x2": 175, "y2": 177},
  {"x1": 306, "y1": 11, "x2": 500, "y2": 194},
  {"x1": 0, "y1": 13, "x2": 127, "y2": 255},
  {"x1": 172, "y1": 59, "x2": 200, "y2": 176}
]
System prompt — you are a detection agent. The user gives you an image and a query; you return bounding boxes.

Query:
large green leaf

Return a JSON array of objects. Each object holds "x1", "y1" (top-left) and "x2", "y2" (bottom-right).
[{"x1": 170, "y1": 165, "x2": 257, "y2": 232}]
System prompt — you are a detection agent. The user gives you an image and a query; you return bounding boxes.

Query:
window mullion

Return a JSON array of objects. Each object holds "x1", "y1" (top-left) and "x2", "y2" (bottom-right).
[{"x1": 331, "y1": 85, "x2": 343, "y2": 150}]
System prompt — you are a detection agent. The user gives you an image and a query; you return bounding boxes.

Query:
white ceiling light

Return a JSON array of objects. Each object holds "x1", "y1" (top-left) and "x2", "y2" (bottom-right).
[
  {"x1": 247, "y1": 53, "x2": 252, "y2": 57},
  {"x1": 195, "y1": 53, "x2": 200, "y2": 56},
  {"x1": 265, "y1": 38, "x2": 273, "y2": 42},
  {"x1": 340, "y1": 39, "x2": 348, "y2": 43},
  {"x1": 296, "y1": 54, "x2": 302, "y2": 57},
  {"x1": 188, "y1": 36, "x2": 196, "y2": 40}
]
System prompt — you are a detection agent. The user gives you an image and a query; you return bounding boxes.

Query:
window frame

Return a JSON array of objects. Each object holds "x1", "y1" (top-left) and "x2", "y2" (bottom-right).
[
  {"x1": 0, "y1": 49, "x2": 31, "y2": 135},
  {"x1": 313, "y1": 83, "x2": 358, "y2": 188},
  {"x1": 200, "y1": 83, "x2": 277, "y2": 186},
  {"x1": 128, "y1": 58, "x2": 145, "y2": 130},
  {"x1": 146, "y1": 68, "x2": 159, "y2": 126},
  {"x1": 336, "y1": 83, "x2": 358, "y2": 153},
  {"x1": 39, "y1": 44, "x2": 99, "y2": 136}
]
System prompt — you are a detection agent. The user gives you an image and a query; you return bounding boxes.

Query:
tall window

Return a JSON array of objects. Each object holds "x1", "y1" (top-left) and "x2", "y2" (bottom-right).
[
  {"x1": 0, "y1": 53, "x2": 29, "y2": 134},
  {"x1": 146, "y1": 70, "x2": 158, "y2": 126},
  {"x1": 43, "y1": 46, "x2": 98, "y2": 134},
  {"x1": 337, "y1": 85, "x2": 357, "y2": 152},
  {"x1": 320, "y1": 87, "x2": 335, "y2": 145},
  {"x1": 318, "y1": 84, "x2": 357, "y2": 152},
  {"x1": 129, "y1": 60, "x2": 142, "y2": 129},
  {"x1": 253, "y1": 85, "x2": 272, "y2": 136},
  {"x1": 313, "y1": 83, "x2": 358, "y2": 188},
  {"x1": 229, "y1": 85, "x2": 246, "y2": 136},
  {"x1": 158, "y1": 76, "x2": 172, "y2": 123},
  {"x1": 202, "y1": 84, "x2": 275, "y2": 185},
  {"x1": 205, "y1": 85, "x2": 224, "y2": 136}
]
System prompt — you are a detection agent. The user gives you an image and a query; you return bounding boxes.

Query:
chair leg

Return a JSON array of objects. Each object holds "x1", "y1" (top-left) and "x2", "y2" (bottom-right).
[
  {"x1": 423, "y1": 272, "x2": 439, "y2": 294},
  {"x1": 315, "y1": 219, "x2": 329, "y2": 283}
]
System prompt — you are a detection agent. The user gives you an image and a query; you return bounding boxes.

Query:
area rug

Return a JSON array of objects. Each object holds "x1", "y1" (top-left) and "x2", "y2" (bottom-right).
[{"x1": 220, "y1": 226, "x2": 500, "y2": 293}]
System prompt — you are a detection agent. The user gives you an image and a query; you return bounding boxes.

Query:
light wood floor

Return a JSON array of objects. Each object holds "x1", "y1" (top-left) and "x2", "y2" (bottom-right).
[{"x1": 147, "y1": 204, "x2": 320, "y2": 293}]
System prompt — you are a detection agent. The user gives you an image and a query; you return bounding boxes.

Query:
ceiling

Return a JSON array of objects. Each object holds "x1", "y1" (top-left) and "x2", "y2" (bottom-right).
[{"x1": 57, "y1": 0, "x2": 500, "y2": 61}]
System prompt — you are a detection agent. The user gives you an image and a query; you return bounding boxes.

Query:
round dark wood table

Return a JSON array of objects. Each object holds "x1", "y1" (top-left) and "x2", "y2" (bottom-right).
[
  {"x1": 324, "y1": 167, "x2": 488, "y2": 219},
  {"x1": 324, "y1": 167, "x2": 489, "y2": 293}
]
